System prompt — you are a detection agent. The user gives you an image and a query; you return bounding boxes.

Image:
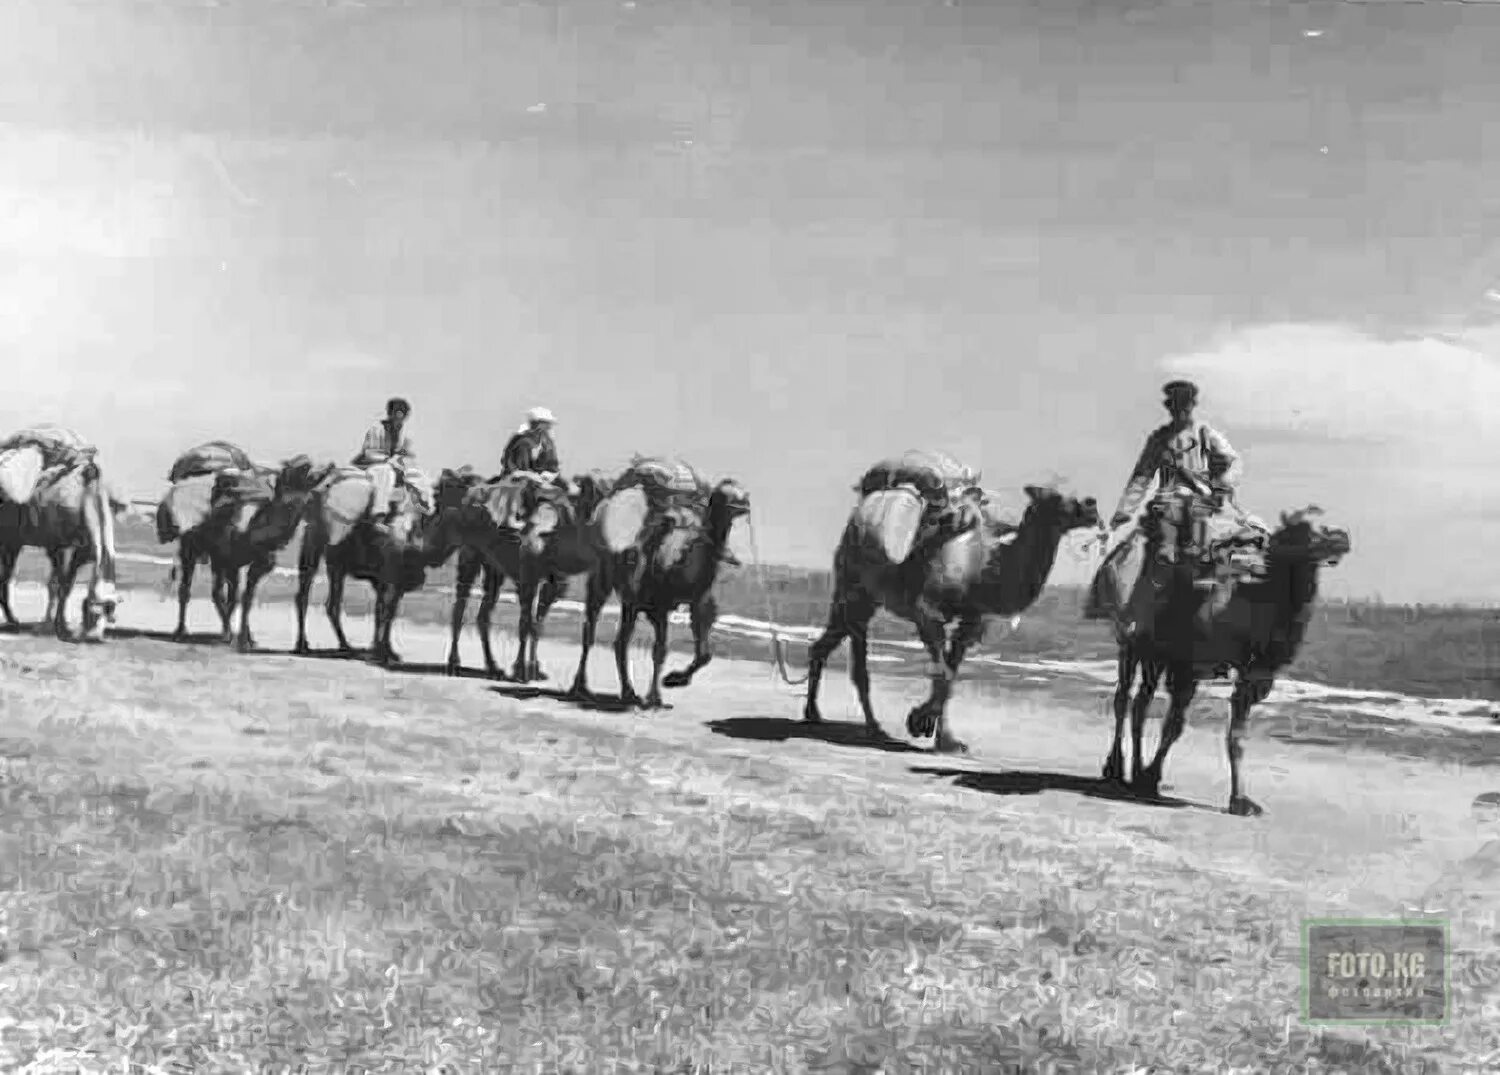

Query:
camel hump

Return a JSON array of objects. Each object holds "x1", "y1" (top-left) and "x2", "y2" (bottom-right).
[
  {"x1": 857, "y1": 450, "x2": 980, "y2": 503},
  {"x1": 598, "y1": 486, "x2": 651, "y2": 552},
  {"x1": 854, "y1": 487, "x2": 927, "y2": 564},
  {"x1": 0, "y1": 444, "x2": 45, "y2": 505},
  {"x1": 619, "y1": 456, "x2": 710, "y2": 498},
  {"x1": 167, "y1": 441, "x2": 255, "y2": 483},
  {"x1": 0, "y1": 425, "x2": 97, "y2": 487},
  {"x1": 158, "y1": 473, "x2": 219, "y2": 539},
  {"x1": 316, "y1": 468, "x2": 378, "y2": 546}
]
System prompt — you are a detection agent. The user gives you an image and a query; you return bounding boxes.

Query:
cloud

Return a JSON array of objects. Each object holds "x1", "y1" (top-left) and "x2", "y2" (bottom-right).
[{"x1": 1160, "y1": 322, "x2": 1500, "y2": 479}]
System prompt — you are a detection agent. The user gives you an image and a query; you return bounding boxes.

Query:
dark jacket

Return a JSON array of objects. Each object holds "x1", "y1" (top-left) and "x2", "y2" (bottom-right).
[{"x1": 500, "y1": 429, "x2": 560, "y2": 476}]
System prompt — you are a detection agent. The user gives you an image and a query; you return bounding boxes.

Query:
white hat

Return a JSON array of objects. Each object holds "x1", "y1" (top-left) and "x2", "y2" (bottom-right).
[{"x1": 526, "y1": 406, "x2": 557, "y2": 425}]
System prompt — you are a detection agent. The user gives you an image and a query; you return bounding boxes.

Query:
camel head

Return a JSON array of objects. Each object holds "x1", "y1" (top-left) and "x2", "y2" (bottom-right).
[
  {"x1": 569, "y1": 470, "x2": 615, "y2": 521},
  {"x1": 709, "y1": 479, "x2": 752, "y2": 525},
  {"x1": 433, "y1": 465, "x2": 484, "y2": 513},
  {"x1": 274, "y1": 454, "x2": 333, "y2": 498},
  {"x1": 1020, "y1": 484, "x2": 1102, "y2": 534},
  {"x1": 1271, "y1": 506, "x2": 1351, "y2": 567}
]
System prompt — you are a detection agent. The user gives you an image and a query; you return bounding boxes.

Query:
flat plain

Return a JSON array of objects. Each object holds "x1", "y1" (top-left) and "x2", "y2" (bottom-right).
[{"x1": 2, "y1": 533, "x2": 1499, "y2": 1071}]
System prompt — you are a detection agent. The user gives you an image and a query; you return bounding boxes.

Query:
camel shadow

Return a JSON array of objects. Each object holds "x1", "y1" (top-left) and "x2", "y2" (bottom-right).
[
  {"x1": 385, "y1": 660, "x2": 505, "y2": 682},
  {"x1": 910, "y1": 765, "x2": 1208, "y2": 811},
  {"x1": 107, "y1": 626, "x2": 227, "y2": 646},
  {"x1": 487, "y1": 683, "x2": 637, "y2": 714},
  {"x1": 707, "y1": 716, "x2": 926, "y2": 755}
]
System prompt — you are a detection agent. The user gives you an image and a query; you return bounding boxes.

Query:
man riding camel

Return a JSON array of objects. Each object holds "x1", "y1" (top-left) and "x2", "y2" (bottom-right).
[
  {"x1": 500, "y1": 407, "x2": 561, "y2": 477},
  {"x1": 1096, "y1": 379, "x2": 1264, "y2": 635},
  {"x1": 353, "y1": 397, "x2": 430, "y2": 528}
]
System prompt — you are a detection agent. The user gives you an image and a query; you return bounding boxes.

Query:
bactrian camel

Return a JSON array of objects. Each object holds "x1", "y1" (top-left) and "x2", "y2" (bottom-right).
[
  {"x1": 0, "y1": 455, "x2": 126, "y2": 642},
  {"x1": 443, "y1": 471, "x2": 611, "y2": 682},
  {"x1": 803, "y1": 484, "x2": 1101, "y2": 753},
  {"x1": 1097, "y1": 505, "x2": 1350, "y2": 816},
  {"x1": 568, "y1": 477, "x2": 752, "y2": 709},
  {"x1": 294, "y1": 466, "x2": 479, "y2": 666},
  {"x1": 157, "y1": 452, "x2": 331, "y2": 650}
]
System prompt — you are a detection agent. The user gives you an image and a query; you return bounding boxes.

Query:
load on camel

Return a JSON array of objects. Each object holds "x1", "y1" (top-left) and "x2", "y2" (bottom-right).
[
  {"x1": 156, "y1": 441, "x2": 332, "y2": 650},
  {"x1": 1085, "y1": 488, "x2": 1351, "y2": 816},
  {"x1": 442, "y1": 468, "x2": 613, "y2": 683},
  {"x1": 804, "y1": 455, "x2": 1102, "y2": 754},
  {"x1": 293, "y1": 461, "x2": 480, "y2": 667},
  {"x1": 0, "y1": 424, "x2": 127, "y2": 641},
  {"x1": 566, "y1": 456, "x2": 751, "y2": 709}
]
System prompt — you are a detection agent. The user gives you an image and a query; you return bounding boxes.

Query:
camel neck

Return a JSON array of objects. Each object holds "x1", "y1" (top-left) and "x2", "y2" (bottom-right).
[
  {"x1": 1266, "y1": 552, "x2": 1321, "y2": 644},
  {"x1": 982, "y1": 513, "x2": 1066, "y2": 615}
]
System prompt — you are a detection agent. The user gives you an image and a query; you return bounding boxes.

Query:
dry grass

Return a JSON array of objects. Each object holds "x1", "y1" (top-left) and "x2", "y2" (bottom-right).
[{"x1": 2, "y1": 618, "x2": 1494, "y2": 1073}]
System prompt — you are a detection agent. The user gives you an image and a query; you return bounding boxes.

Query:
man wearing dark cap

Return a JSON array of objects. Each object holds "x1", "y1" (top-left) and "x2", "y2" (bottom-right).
[
  {"x1": 353, "y1": 396, "x2": 430, "y2": 526},
  {"x1": 1109, "y1": 379, "x2": 1241, "y2": 542},
  {"x1": 1086, "y1": 379, "x2": 1261, "y2": 636}
]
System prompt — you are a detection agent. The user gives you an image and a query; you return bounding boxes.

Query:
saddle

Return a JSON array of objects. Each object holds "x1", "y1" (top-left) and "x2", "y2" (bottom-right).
[
  {"x1": 167, "y1": 441, "x2": 255, "y2": 484},
  {"x1": 856, "y1": 450, "x2": 985, "y2": 560}
]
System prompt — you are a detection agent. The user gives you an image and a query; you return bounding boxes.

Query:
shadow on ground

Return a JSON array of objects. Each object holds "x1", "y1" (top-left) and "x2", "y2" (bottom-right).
[
  {"x1": 707, "y1": 715, "x2": 927, "y2": 755},
  {"x1": 488, "y1": 683, "x2": 638, "y2": 714},
  {"x1": 910, "y1": 765, "x2": 1210, "y2": 811},
  {"x1": 107, "y1": 626, "x2": 227, "y2": 646}
]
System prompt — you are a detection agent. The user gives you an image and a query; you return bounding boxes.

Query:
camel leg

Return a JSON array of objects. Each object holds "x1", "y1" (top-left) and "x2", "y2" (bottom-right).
[
  {"x1": 614, "y1": 602, "x2": 644, "y2": 708},
  {"x1": 567, "y1": 569, "x2": 611, "y2": 701},
  {"x1": 929, "y1": 614, "x2": 985, "y2": 755},
  {"x1": 369, "y1": 582, "x2": 403, "y2": 667},
  {"x1": 641, "y1": 605, "x2": 673, "y2": 710},
  {"x1": 804, "y1": 592, "x2": 869, "y2": 724},
  {"x1": 292, "y1": 538, "x2": 322, "y2": 655},
  {"x1": 476, "y1": 564, "x2": 505, "y2": 678},
  {"x1": 1128, "y1": 660, "x2": 1166, "y2": 787},
  {"x1": 173, "y1": 544, "x2": 197, "y2": 640},
  {"x1": 50, "y1": 550, "x2": 83, "y2": 641},
  {"x1": 216, "y1": 564, "x2": 242, "y2": 644},
  {"x1": 323, "y1": 559, "x2": 354, "y2": 654},
  {"x1": 510, "y1": 572, "x2": 541, "y2": 683},
  {"x1": 1135, "y1": 663, "x2": 1197, "y2": 798},
  {"x1": 905, "y1": 607, "x2": 958, "y2": 749},
  {"x1": 0, "y1": 546, "x2": 19, "y2": 628},
  {"x1": 235, "y1": 557, "x2": 271, "y2": 653},
  {"x1": 1103, "y1": 644, "x2": 1140, "y2": 784},
  {"x1": 526, "y1": 573, "x2": 565, "y2": 682},
  {"x1": 43, "y1": 549, "x2": 64, "y2": 630},
  {"x1": 1226, "y1": 674, "x2": 1273, "y2": 817},
  {"x1": 445, "y1": 550, "x2": 481, "y2": 674},
  {"x1": 663, "y1": 593, "x2": 717, "y2": 690}
]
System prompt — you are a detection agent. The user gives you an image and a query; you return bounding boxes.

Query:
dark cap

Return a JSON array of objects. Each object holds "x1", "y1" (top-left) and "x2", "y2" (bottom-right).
[
  {"x1": 386, "y1": 397, "x2": 412, "y2": 416},
  {"x1": 1161, "y1": 380, "x2": 1198, "y2": 402}
]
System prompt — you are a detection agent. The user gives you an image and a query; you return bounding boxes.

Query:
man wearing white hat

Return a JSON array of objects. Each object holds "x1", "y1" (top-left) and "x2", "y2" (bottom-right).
[{"x1": 500, "y1": 406, "x2": 561, "y2": 478}]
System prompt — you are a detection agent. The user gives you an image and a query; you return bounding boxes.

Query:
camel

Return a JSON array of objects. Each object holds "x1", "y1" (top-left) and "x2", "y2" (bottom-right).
[
  {"x1": 802, "y1": 483, "x2": 1102, "y2": 753},
  {"x1": 293, "y1": 466, "x2": 481, "y2": 666},
  {"x1": 0, "y1": 457, "x2": 126, "y2": 642},
  {"x1": 439, "y1": 471, "x2": 610, "y2": 680},
  {"x1": 157, "y1": 452, "x2": 332, "y2": 650},
  {"x1": 1096, "y1": 505, "x2": 1351, "y2": 816},
  {"x1": 567, "y1": 476, "x2": 752, "y2": 709}
]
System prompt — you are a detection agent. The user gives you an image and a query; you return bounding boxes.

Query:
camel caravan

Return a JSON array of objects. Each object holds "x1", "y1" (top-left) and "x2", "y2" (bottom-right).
[{"x1": 0, "y1": 379, "x2": 1352, "y2": 816}]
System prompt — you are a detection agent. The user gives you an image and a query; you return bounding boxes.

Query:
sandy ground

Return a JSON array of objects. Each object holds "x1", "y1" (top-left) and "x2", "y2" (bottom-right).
[{"x1": 4, "y1": 581, "x2": 1498, "y2": 1068}]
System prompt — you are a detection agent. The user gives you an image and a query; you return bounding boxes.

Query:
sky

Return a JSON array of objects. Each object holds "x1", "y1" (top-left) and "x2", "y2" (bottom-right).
[{"x1": 2, "y1": 0, "x2": 1499, "y2": 604}]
